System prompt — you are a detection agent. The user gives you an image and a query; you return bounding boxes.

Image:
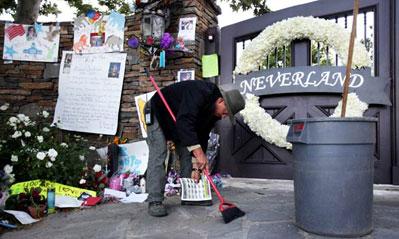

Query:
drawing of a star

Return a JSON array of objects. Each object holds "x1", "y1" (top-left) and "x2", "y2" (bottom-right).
[{"x1": 5, "y1": 45, "x2": 17, "y2": 58}]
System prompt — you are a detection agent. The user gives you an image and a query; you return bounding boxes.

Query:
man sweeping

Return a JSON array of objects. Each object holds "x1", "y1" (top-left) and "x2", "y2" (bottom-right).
[{"x1": 145, "y1": 80, "x2": 245, "y2": 217}]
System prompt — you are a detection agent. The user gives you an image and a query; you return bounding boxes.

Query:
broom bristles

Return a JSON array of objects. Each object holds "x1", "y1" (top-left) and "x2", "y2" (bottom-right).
[{"x1": 221, "y1": 206, "x2": 245, "y2": 223}]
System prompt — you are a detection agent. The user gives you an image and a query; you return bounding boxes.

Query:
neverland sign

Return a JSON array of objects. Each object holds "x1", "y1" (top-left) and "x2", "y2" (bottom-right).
[{"x1": 234, "y1": 66, "x2": 391, "y2": 105}]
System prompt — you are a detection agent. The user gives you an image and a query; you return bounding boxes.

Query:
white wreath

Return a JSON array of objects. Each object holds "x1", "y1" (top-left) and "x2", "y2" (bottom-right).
[
  {"x1": 234, "y1": 16, "x2": 371, "y2": 75},
  {"x1": 237, "y1": 16, "x2": 371, "y2": 149}
]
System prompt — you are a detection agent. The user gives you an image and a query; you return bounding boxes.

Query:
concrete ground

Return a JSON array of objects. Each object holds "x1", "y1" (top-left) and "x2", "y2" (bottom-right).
[{"x1": 1, "y1": 178, "x2": 399, "y2": 239}]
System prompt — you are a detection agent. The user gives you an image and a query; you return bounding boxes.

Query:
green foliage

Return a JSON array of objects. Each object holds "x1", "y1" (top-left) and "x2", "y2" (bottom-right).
[
  {"x1": 0, "y1": 103, "x2": 90, "y2": 187},
  {"x1": 0, "y1": 0, "x2": 131, "y2": 20},
  {"x1": 222, "y1": 0, "x2": 271, "y2": 16}
]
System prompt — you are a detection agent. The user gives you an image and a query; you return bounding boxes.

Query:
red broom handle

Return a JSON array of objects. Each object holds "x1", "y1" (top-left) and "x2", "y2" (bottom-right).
[
  {"x1": 147, "y1": 74, "x2": 225, "y2": 204},
  {"x1": 148, "y1": 75, "x2": 176, "y2": 122},
  {"x1": 204, "y1": 168, "x2": 225, "y2": 204}
]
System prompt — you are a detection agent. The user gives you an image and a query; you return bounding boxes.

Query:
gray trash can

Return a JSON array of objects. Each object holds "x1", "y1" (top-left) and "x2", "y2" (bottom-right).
[{"x1": 286, "y1": 117, "x2": 377, "y2": 237}]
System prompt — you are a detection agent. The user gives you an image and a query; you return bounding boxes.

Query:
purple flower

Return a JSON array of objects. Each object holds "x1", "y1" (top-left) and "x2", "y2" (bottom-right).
[
  {"x1": 127, "y1": 37, "x2": 140, "y2": 48},
  {"x1": 160, "y1": 33, "x2": 174, "y2": 49}
]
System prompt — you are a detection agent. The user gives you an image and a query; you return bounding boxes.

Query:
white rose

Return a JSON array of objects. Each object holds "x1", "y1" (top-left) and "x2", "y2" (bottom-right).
[
  {"x1": 11, "y1": 155, "x2": 18, "y2": 162},
  {"x1": 46, "y1": 161, "x2": 53, "y2": 168},
  {"x1": 60, "y1": 143, "x2": 68, "y2": 148},
  {"x1": 24, "y1": 131, "x2": 31, "y2": 137},
  {"x1": 42, "y1": 111, "x2": 50, "y2": 118},
  {"x1": 79, "y1": 179, "x2": 86, "y2": 184},
  {"x1": 79, "y1": 155, "x2": 85, "y2": 161},
  {"x1": 42, "y1": 127, "x2": 50, "y2": 132},
  {"x1": 50, "y1": 157, "x2": 56, "y2": 162},
  {"x1": 36, "y1": 152, "x2": 46, "y2": 160},
  {"x1": 0, "y1": 103, "x2": 9, "y2": 111},
  {"x1": 93, "y1": 164, "x2": 102, "y2": 173},
  {"x1": 47, "y1": 148, "x2": 58, "y2": 158},
  {"x1": 17, "y1": 114, "x2": 26, "y2": 121},
  {"x1": 37, "y1": 135, "x2": 44, "y2": 143},
  {"x1": 89, "y1": 146, "x2": 96, "y2": 151},
  {"x1": 4, "y1": 164, "x2": 13, "y2": 174},
  {"x1": 8, "y1": 116, "x2": 19, "y2": 124},
  {"x1": 11, "y1": 131, "x2": 22, "y2": 139}
]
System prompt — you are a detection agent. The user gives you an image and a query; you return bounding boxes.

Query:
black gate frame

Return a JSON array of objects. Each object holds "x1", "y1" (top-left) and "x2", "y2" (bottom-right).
[{"x1": 218, "y1": 0, "x2": 398, "y2": 184}]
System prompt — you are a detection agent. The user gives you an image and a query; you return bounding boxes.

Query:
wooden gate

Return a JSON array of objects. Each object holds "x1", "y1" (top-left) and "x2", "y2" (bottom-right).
[{"x1": 218, "y1": 0, "x2": 398, "y2": 184}]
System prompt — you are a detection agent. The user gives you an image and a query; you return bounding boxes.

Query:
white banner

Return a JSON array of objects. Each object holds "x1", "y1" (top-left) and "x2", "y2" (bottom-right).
[{"x1": 54, "y1": 51, "x2": 127, "y2": 135}]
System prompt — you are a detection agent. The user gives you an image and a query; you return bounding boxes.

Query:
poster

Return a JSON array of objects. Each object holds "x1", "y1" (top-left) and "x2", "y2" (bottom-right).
[
  {"x1": 177, "y1": 17, "x2": 197, "y2": 41},
  {"x1": 177, "y1": 69, "x2": 195, "y2": 82},
  {"x1": 53, "y1": 51, "x2": 127, "y2": 135},
  {"x1": 134, "y1": 91, "x2": 156, "y2": 138},
  {"x1": 73, "y1": 11, "x2": 125, "y2": 53},
  {"x1": 3, "y1": 23, "x2": 60, "y2": 62},
  {"x1": 118, "y1": 141, "x2": 149, "y2": 175}
]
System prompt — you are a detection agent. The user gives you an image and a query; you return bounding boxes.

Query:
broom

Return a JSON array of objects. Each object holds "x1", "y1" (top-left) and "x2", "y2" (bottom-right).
[{"x1": 147, "y1": 72, "x2": 245, "y2": 223}]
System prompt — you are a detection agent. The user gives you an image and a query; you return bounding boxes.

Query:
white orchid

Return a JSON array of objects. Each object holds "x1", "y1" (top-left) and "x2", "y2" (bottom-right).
[
  {"x1": 330, "y1": 93, "x2": 369, "y2": 117},
  {"x1": 24, "y1": 131, "x2": 32, "y2": 137},
  {"x1": 234, "y1": 16, "x2": 371, "y2": 75},
  {"x1": 42, "y1": 110, "x2": 50, "y2": 118},
  {"x1": 240, "y1": 94, "x2": 292, "y2": 149},
  {"x1": 37, "y1": 135, "x2": 44, "y2": 143},
  {"x1": 0, "y1": 103, "x2": 9, "y2": 111},
  {"x1": 11, "y1": 131, "x2": 22, "y2": 139},
  {"x1": 240, "y1": 93, "x2": 368, "y2": 149},
  {"x1": 11, "y1": 155, "x2": 18, "y2": 162},
  {"x1": 93, "y1": 164, "x2": 102, "y2": 173},
  {"x1": 4, "y1": 164, "x2": 13, "y2": 174},
  {"x1": 36, "y1": 152, "x2": 46, "y2": 160}
]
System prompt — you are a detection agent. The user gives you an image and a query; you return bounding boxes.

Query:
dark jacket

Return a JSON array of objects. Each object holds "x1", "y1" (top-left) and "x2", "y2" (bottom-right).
[{"x1": 151, "y1": 80, "x2": 222, "y2": 150}]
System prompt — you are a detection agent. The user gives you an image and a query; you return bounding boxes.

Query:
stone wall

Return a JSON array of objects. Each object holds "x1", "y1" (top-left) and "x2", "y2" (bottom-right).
[{"x1": 0, "y1": 0, "x2": 220, "y2": 145}]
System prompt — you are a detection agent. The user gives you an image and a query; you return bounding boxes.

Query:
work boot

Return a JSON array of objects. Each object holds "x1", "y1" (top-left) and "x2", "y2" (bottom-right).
[{"x1": 148, "y1": 201, "x2": 167, "y2": 217}]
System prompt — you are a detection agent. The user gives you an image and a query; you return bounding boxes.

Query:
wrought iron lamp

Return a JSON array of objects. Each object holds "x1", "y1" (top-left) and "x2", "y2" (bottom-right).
[{"x1": 141, "y1": 9, "x2": 165, "y2": 43}]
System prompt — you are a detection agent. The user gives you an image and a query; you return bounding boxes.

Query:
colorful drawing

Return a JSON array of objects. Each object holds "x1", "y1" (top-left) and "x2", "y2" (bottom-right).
[
  {"x1": 105, "y1": 35, "x2": 122, "y2": 50},
  {"x1": 5, "y1": 24, "x2": 25, "y2": 40},
  {"x1": 23, "y1": 43, "x2": 43, "y2": 56},
  {"x1": 117, "y1": 141, "x2": 149, "y2": 175},
  {"x1": 73, "y1": 34, "x2": 89, "y2": 52},
  {"x1": 108, "y1": 11, "x2": 125, "y2": 31},
  {"x1": 73, "y1": 12, "x2": 125, "y2": 53},
  {"x1": 3, "y1": 23, "x2": 60, "y2": 62}
]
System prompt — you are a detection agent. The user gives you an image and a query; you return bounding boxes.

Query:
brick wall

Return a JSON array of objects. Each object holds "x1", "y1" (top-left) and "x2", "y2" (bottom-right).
[{"x1": 0, "y1": 0, "x2": 220, "y2": 145}]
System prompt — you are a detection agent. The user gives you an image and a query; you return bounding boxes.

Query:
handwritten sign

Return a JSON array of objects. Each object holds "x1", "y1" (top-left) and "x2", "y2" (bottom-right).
[
  {"x1": 53, "y1": 51, "x2": 127, "y2": 135},
  {"x1": 234, "y1": 66, "x2": 391, "y2": 105},
  {"x1": 10, "y1": 180, "x2": 96, "y2": 198}
]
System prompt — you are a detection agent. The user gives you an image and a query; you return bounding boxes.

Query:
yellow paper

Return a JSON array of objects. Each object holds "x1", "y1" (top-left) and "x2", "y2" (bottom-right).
[
  {"x1": 10, "y1": 180, "x2": 96, "y2": 198},
  {"x1": 202, "y1": 54, "x2": 219, "y2": 78}
]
